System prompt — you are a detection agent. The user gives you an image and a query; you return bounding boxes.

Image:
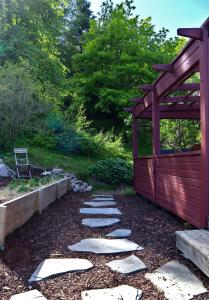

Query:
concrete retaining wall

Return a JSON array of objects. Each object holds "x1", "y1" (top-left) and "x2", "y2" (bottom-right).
[{"x1": 0, "y1": 178, "x2": 70, "y2": 246}]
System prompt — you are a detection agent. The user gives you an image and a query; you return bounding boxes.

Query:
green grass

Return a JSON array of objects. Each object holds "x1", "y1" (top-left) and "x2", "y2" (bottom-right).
[{"x1": 3, "y1": 147, "x2": 104, "y2": 180}]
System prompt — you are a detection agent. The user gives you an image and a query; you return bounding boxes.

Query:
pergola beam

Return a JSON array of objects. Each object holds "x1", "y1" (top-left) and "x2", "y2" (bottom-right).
[
  {"x1": 172, "y1": 83, "x2": 200, "y2": 91},
  {"x1": 177, "y1": 28, "x2": 203, "y2": 40},
  {"x1": 153, "y1": 64, "x2": 174, "y2": 73},
  {"x1": 161, "y1": 96, "x2": 200, "y2": 104},
  {"x1": 141, "y1": 111, "x2": 200, "y2": 119}
]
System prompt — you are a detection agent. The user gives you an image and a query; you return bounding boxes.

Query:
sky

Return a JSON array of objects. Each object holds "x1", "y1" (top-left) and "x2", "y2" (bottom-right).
[{"x1": 90, "y1": 0, "x2": 209, "y2": 37}]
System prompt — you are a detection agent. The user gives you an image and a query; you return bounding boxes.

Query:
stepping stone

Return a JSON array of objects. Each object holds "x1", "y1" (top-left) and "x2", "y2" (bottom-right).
[
  {"x1": 145, "y1": 260, "x2": 207, "y2": 300},
  {"x1": 28, "y1": 258, "x2": 93, "y2": 283},
  {"x1": 92, "y1": 197, "x2": 114, "y2": 201},
  {"x1": 80, "y1": 208, "x2": 121, "y2": 215},
  {"x1": 11, "y1": 290, "x2": 47, "y2": 300},
  {"x1": 106, "y1": 254, "x2": 147, "y2": 275},
  {"x1": 92, "y1": 194, "x2": 114, "y2": 198},
  {"x1": 82, "y1": 218, "x2": 120, "y2": 228},
  {"x1": 68, "y1": 238, "x2": 143, "y2": 254},
  {"x1": 81, "y1": 284, "x2": 142, "y2": 300},
  {"x1": 106, "y1": 229, "x2": 132, "y2": 238},
  {"x1": 84, "y1": 201, "x2": 117, "y2": 207}
]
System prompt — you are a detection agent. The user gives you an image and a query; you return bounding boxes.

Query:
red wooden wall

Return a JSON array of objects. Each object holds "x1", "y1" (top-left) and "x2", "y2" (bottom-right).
[
  {"x1": 155, "y1": 152, "x2": 201, "y2": 227},
  {"x1": 134, "y1": 157, "x2": 154, "y2": 200},
  {"x1": 134, "y1": 152, "x2": 203, "y2": 228}
]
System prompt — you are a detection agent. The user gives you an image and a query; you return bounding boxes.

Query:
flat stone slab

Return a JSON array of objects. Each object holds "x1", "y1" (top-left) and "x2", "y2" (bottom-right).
[
  {"x1": 28, "y1": 258, "x2": 93, "y2": 283},
  {"x1": 106, "y1": 254, "x2": 147, "y2": 275},
  {"x1": 92, "y1": 197, "x2": 114, "y2": 201},
  {"x1": 80, "y1": 208, "x2": 121, "y2": 215},
  {"x1": 84, "y1": 201, "x2": 117, "y2": 207},
  {"x1": 106, "y1": 229, "x2": 132, "y2": 238},
  {"x1": 82, "y1": 218, "x2": 121, "y2": 228},
  {"x1": 145, "y1": 260, "x2": 207, "y2": 300},
  {"x1": 81, "y1": 284, "x2": 142, "y2": 300},
  {"x1": 11, "y1": 290, "x2": 47, "y2": 300},
  {"x1": 92, "y1": 194, "x2": 114, "y2": 198},
  {"x1": 68, "y1": 238, "x2": 143, "y2": 254}
]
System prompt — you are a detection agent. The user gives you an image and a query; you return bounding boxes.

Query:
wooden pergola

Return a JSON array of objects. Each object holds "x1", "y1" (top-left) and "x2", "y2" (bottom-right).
[{"x1": 125, "y1": 17, "x2": 209, "y2": 228}]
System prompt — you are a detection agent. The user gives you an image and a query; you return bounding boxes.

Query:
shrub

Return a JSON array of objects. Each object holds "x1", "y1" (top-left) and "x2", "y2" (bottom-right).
[{"x1": 90, "y1": 158, "x2": 133, "y2": 185}]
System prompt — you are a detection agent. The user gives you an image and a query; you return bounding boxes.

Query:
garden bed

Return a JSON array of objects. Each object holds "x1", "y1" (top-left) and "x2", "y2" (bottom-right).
[
  {"x1": 0, "y1": 193, "x2": 208, "y2": 300},
  {"x1": 0, "y1": 178, "x2": 70, "y2": 245}
]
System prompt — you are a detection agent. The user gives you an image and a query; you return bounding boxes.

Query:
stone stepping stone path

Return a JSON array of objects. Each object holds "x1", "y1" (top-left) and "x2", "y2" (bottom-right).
[
  {"x1": 106, "y1": 254, "x2": 147, "y2": 275},
  {"x1": 11, "y1": 290, "x2": 47, "y2": 300},
  {"x1": 145, "y1": 260, "x2": 207, "y2": 300},
  {"x1": 82, "y1": 218, "x2": 121, "y2": 228},
  {"x1": 106, "y1": 229, "x2": 132, "y2": 238},
  {"x1": 91, "y1": 197, "x2": 115, "y2": 201},
  {"x1": 92, "y1": 194, "x2": 114, "y2": 198},
  {"x1": 80, "y1": 208, "x2": 121, "y2": 215},
  {"x1": 28, "y1": 258, "x2": 93, "y2": 283},
  {"x1": 68, "y1": 238, "x2": 143, "y2": 254},
  {"x1": 84, "y1": 201, "x2": 117, "y2": 207},
  {"x1": 81, "y1": 284, "x2": 142, "y2": 300}
]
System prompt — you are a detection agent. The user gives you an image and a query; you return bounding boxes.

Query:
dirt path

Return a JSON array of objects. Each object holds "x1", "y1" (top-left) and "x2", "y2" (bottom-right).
[{"x1": 0, "y1": 192, "x2": 208, "y2": 300}]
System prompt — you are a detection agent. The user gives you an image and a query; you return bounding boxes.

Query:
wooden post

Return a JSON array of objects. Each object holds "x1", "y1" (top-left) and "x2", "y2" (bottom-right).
[
  {"x1": 132, "y1": 115, "x2": 138, "y2": 159},
  {"x1": 200, "y1": 22, "x2": 209, "y2": 228},
  {"x1": 152, "y1": 89, "x2": 160, "y2": 202},
  {"x1": 152, "y1": 91, "x2": 160, "y2": 156}
]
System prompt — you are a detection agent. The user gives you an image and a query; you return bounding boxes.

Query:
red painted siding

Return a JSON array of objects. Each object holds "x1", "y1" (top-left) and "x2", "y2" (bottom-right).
[
  {"x1": 134, "y1": 152, "x2": 204, "y2": 228},
  {"x1": 155, "y1": 153, "x2": 201, "y2": 227},
  {"x1": 134, "y1": 157, "x2": 154, "y2": 200}
]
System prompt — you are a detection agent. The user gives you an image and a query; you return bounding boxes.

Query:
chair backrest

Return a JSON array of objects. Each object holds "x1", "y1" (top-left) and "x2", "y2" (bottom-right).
[
  {"x1": 14, "y1": 148, "x2": 28, "y2": 154},
  {"x1": 14, "y1": 148, "x2": 29, "y2": 165}
]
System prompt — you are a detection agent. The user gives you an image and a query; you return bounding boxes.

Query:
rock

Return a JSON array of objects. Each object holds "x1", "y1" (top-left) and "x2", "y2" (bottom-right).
[
  {"x1": 51, "y1": 168, "x2": 63, "y2": 175},
  {"x1": 85, "y1": 186, "x2": 92, "y2": 192},
  {"x1": 145, "y1": 260, "x2": 207, "y2": 300},
  {"x1": 92, "y1": 194, "x2": 114, "y2": 198},
  {"x1": 80, "y1": 208, "x2": 122, "y2": 215},
  {"x1": 81, "y1": 285, "x2": 142, "y2": 300},
  {"x1": 0, "y1": 163, "x2": 9, "y2": 177},
  {"x1": 10, "y1": 290, "x2": 47, "y2": 300},
  {"x1": 92, "y1": 197, "x2": 114, "y2": 201},
  {"x1": 41, "y1": 171, "x2": 52, "y2": 176},
  {"x1": 68, "y1": 238, "x2": 143, "y2": 254},
  {"x1": 84, "y1": 201, "x2": 117, "y2": 207},
  {"x1": 106, "y1": 254, "x2": 147, "y2": 275},
  {"x1": 106, "y1": 229, "x2": 132, "y2": 238},
  {"x1": 82, "y1": 218, "x2": 121, "y2": 228},
  {"x1": 28, "y1": 258, "x2": 93, "y2": 283}
]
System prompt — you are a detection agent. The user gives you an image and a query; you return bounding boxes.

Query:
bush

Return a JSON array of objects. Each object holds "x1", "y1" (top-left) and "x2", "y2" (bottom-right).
[{"x1": 90, "y1": 158, "x2": 133, "y2": 185}]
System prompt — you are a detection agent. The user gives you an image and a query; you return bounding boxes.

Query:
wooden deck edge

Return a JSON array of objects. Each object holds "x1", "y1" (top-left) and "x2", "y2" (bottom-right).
[{"x1": 176, "y1": 231, "x2": 209, "y2": 277}]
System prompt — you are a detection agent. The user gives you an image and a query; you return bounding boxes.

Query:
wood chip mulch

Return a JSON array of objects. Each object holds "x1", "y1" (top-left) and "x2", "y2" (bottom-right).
[{"x1": 0, "y1": 192, "x2": 209, "y2": 300}]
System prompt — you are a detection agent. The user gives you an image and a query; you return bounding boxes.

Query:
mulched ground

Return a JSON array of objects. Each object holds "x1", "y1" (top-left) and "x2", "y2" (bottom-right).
[{"x1": 0, "y1": 192, "x2": 209, "y2": 300}]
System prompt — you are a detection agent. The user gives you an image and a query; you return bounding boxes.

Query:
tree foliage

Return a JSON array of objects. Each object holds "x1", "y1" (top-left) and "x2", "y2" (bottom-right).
[
  {"x1": 70, "y1": 0, "x2": 184, "y2": 123},
  {"x1": 0, "y1": 61, "x2": 49, "y2": 148}
]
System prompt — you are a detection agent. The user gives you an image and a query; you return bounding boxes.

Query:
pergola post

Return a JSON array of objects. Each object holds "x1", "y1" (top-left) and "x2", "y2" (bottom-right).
[
  {"x1": 152, "y1": 89, "x2": 160, "y2": 202},
  {"x1": 152, "y1": 90, "x2": 160, "y2": 155},
  {"x1": 132, "y1": 115, "x2": 138, "y2": 159},
  {"x1": 200, "y1": 22, "x2": 209, "y2": 227}
]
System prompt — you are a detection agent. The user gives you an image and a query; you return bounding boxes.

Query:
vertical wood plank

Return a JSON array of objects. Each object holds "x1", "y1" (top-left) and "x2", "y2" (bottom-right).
[
  {"x1": 200, "y1": 23, "x2": 209, "y2": 228},
  {"x1": 0, "y1": 206, "x2": 7, "y2": 247}
]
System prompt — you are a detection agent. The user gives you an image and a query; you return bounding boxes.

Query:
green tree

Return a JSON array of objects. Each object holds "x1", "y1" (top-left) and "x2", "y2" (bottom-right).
[
  {"x1": 70, "y1": 0, "x2": 184, "y2": 127},
  {"x1": 61, "y1": 0, "x2": 93, "y2": 69},
  {"x1": 0, "y1": 0, "x2": 68, "y2": 104},
  {"x1": 0, "y1": 61, "x2": 50, "y2": 148}
]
